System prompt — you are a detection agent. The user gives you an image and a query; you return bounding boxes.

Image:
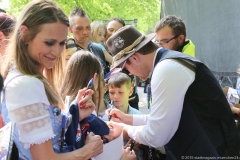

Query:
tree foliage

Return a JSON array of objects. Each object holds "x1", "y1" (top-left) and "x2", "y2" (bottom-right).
[{"x1": 6, "y1": 0, "x2": 161, "y2": 33}]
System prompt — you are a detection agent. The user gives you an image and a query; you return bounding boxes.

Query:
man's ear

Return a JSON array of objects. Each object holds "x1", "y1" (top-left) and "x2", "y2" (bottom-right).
[
  {"x1": 19, "y1": 25, "x2": 28, "y2": 43},
  {"x1": 129, "y1": 54, "x2": 140, "y2": 64},
  {"x1": 178, "y1": 34, "x2": 185, "y2": 44}
]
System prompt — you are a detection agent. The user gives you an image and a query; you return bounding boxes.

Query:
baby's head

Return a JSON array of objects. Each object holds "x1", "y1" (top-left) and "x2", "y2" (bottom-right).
[
  {"x1": 107, "y1": 72, "x2": 133, "y2": 108},
  {"x1": 90, "y1": 21, "x2": 106, "y2": 45}
]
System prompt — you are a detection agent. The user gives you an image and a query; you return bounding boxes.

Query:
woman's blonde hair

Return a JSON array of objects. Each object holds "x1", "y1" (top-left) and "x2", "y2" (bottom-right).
[
  {"x1": 1, "y1": 0, "x2": 69, "y2": 108},
  {"x1": 53, "y1": 38, "x2": 77, "y2": 89},
  {"x1": 90, "y1": 21, "x2": 106, "y2": 43},
  {"x1": 60, "y1": 50, "x2": 103, "y2": 113}
]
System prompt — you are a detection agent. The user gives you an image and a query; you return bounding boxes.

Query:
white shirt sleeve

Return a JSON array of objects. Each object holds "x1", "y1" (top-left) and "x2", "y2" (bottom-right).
[
  {"x1": 128, "y1": 59, "x2": 195, "y2": 148},
  {"x1": 5, "y1": 75, "x2": 55, "y2": 148}
]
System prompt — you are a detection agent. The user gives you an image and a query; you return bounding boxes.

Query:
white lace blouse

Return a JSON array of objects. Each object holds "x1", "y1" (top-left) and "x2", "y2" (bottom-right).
[{"x1": 4, "y1": 73, "x2": 55, "y2": 149}]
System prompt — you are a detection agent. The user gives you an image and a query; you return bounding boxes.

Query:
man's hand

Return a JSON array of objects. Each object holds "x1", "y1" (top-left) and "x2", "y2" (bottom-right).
[{"x1": 120, "y1": 147, "x2": 136, "y2": 160}]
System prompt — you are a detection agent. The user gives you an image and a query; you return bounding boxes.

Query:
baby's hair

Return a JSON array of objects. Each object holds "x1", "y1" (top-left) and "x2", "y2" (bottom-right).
[
  {"x1": 108, "y1": 72, "x2": 131, "y2": 89},
  {"x1": 90, "y1": 21, "x2": 106, "y2": 42}
]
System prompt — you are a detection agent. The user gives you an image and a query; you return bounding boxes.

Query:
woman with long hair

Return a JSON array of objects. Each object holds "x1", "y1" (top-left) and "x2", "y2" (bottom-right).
[
  {"x1": 0, "y1": 0, "x2": 103, "y2": 159},
  {"x1": 60, "y1": 50, "x2": 108, "y2": 117}
]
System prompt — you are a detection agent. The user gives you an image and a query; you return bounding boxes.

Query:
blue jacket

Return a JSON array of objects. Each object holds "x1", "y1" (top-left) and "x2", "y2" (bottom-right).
[{"x1": 65, "y1": 101, "x2": 109, "y2": 149}]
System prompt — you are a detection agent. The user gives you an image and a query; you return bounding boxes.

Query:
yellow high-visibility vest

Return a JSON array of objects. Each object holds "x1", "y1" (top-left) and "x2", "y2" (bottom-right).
[{"x1": 182, "y1": 40, "x2": 195, "y2": 57}]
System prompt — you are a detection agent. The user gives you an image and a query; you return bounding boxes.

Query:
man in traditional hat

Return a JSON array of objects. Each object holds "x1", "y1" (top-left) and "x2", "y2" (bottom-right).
[{"x1": 106, "y1": 25, "x2": 239, "y2": 158}]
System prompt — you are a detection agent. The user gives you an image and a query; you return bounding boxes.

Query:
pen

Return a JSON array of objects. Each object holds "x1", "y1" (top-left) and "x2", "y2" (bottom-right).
[
  {"x1": 108, "y1": 100, "x2": 113, "y2": 121},
  {"x1": 103, "y1": 138, "x2": 109, "y2": 144},
  {"x1": 130, "y1": 140, "x2": 135, "y2": 151},
  {"x1": 82, "y1": 78, "x2": 93, "y2": 98},
  {"x1": 60, "y1": 115, "x2": 66, "y2": 152}
]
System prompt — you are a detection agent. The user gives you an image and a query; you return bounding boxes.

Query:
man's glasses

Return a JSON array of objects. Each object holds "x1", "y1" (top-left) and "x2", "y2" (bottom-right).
[{"x1": 154, "y1": 35, "x2": 179, "y2": 46}]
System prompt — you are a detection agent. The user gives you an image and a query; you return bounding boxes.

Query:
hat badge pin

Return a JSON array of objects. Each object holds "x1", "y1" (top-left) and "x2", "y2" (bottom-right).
[{"x1": 113, "y1": 36, "x2": 124, "y2": 49}]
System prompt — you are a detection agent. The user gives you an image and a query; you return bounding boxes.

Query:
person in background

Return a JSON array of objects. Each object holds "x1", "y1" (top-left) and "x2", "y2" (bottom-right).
[
  {"x1": 0, "y1": 0, "x2": 103, "y2": 159},
  {"x1": 108, "y1": 72, "x2": 141, "y2": 115},
  {"x1": 106, "y1": 17, "x2": 126, "y2": 40},
  {"x1": 0, "y1": 9, "x2": 6, "y2": 13},
  {"x1": 106, "y1": 17, "x2": 140, "y2": 110},
  {"x1": 0, "y1": 74, "x2": 3, "y2": 128},
  {"x1": 143, "y1": 78, "x2": 151, "y2": 110},
  {"x1": 90, "y1": 21, "x2": 113, "y2": 65},
  {"x1": 0, "y1": 12, "x2": 15, "y2": 130},
  {"x1": 55, "y1": 39, "x2": 109, "y2": 118},
  {"x1": 106, "y1": 25, "x2": 239, "y2": 158},
  {"x1": 107, "y1": 72, "x2": 142, "y2": 160},
  {"x1": 0, "y1": 74, "x2": 2, "y2": 92},
  {"x1": 59, "y1": 50, "x2": 135, "y2": 160},
  {"x1": 63, "y1": 38, "x2": 77, "y2": 65},
  {"x1": 59, "y1": 50, "x2": 112, "y2": 151},
  {"x1": 0, "y1": 11, "x2": 15, "y2": 129},
  {"x1": 69, "y1": 7, "x2": 107, "y2": 75},
  {"x1": 106, "y1": 17, "x2": 126, "y2": 72},
  {"x1": 0, "y1": 12, "x2": 15, "y2": 66},
  {"x1": 154, "y1": 15, "x2": 195, "y2": 57},
  {"x1": 60, "y1": 50, "x2": 108, "y2": 117}
]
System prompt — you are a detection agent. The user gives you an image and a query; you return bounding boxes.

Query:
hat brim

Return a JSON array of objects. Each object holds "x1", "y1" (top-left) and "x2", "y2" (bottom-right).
[{"x1": 111, "y1": 33, "x2": 156, "y2": 70}]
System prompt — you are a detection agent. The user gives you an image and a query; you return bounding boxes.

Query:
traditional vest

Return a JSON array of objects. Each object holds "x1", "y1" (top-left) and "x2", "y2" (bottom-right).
[{"x1": 153, "y1": 48, "x2": 239, "y2": 159}]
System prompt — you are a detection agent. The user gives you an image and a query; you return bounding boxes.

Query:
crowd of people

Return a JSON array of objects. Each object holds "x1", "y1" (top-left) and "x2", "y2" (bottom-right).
[{"x1": 0, "y1": 0, "x2": 240, "y2": 160}]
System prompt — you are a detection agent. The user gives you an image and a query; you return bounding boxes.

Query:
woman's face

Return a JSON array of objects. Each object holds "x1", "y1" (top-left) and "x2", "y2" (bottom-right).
[
  {"x1": 106, "y1": 20, "x2": 124, "y2": 39},
  {"x1": 27, "y1": 22, "x2": 68, "y2": 72}
]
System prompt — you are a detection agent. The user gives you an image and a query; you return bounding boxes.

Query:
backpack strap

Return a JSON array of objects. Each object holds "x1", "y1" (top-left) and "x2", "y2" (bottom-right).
[
  {"x1": 154, "y1": 48, "x2": 195, "y2": 73},
  {"x1": 171, "y1": 59, "x2": 195, "y2": 73}
]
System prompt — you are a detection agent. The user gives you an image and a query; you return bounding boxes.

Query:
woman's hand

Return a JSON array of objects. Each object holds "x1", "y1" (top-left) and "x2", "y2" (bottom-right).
[
  {"x1": 76, "y1": 88, "x2": 95, "y2": 121},
  {"x1": 120, "y1": 147, "x2": 136, "y2": 160},
  {"x1": 84, "y1": 132, "x2": 103, "y2": 157}
]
